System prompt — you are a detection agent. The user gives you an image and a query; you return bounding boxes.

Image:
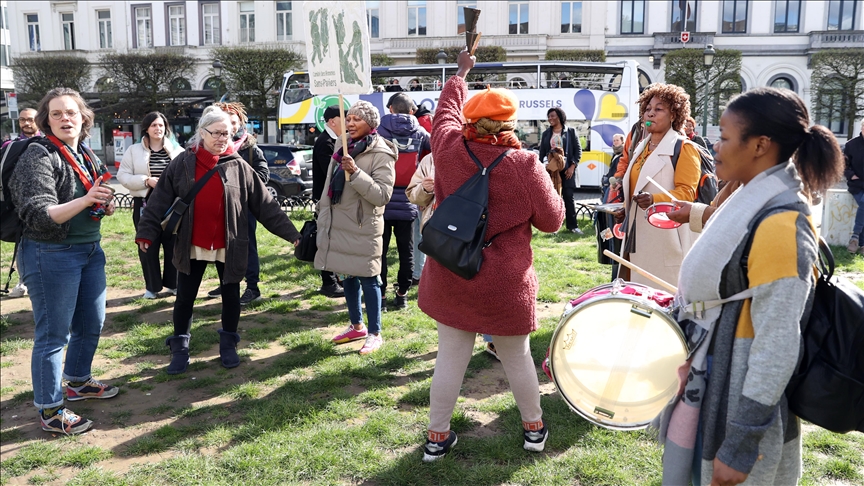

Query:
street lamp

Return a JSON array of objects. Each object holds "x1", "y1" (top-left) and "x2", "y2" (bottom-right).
[
  {"x1": 701, "y1": 44, "x2": 715, "y2": 137},
  {"x1": 212, "y1": 59, "x2": 223, "y2": 101},
  {"x1": 436, "y1": 49, "x2": 447, "y2": 65}
]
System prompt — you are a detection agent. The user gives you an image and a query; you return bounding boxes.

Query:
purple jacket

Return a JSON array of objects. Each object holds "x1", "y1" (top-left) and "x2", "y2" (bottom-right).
[{"x1": 378, "y1": 114, "x2": 429, "y2": 221}]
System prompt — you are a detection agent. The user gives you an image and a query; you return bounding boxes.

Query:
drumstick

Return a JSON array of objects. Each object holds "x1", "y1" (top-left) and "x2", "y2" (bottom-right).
[
  {"x1": 603, "y1": 250, "x2": 678, "y2": 294},
  {"x1": 645, "y1": 176, "x2": 679, "y2": 202}
]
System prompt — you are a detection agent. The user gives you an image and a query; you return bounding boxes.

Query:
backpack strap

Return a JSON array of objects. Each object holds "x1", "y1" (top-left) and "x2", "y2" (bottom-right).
[
  {"x1": 462, "y1": 140, "x2": 513, "y2": 174},
  {"x1": 1, "y1": 237, "x2": 20, "y2": 294},
  {"x1": 670, "y1": 138, "x2": 684, "y2": 170}
]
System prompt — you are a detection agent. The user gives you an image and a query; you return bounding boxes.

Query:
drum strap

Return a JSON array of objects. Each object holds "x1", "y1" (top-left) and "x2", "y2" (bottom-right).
[{"x1": 680, "y1": 288, "x2": 753, "y2": 318}]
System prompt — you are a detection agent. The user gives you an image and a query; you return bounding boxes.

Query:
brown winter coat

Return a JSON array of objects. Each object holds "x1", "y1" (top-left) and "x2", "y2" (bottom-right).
[
  {"x1": 135, "y1": 148, "x2": 301, "y2": 283},
  {"x1": 315, "y1": 135, "x2": 397, "y2": 277}
]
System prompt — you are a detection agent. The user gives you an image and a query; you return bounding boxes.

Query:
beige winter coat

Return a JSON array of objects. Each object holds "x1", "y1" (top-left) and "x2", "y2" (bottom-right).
[
  {"x1": 406, "y1": 153, "x2": 435, "y2": 228},
  {"x1": 315, "y1": 135, "x2": 397, "y2": 277}
]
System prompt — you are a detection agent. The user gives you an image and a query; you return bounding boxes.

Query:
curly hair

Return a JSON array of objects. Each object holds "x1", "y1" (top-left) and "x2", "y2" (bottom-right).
[
  {"x1": 35, "y1": 88, "x2": 95, "y2": 141},
  {"x1": 637, "y1": 83, "x2": 691, "y2": 132}
]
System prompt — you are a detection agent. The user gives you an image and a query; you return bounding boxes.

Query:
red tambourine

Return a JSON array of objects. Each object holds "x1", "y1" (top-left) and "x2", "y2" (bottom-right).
[{"x1": 645, "y1": 202, "x2": 681, "y2": 229}]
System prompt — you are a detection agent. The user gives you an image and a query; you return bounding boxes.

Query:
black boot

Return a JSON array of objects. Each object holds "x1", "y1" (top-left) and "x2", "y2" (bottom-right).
[
  {"x1": 165, "y1": 334, "x2": 190, "y2": 375},
  {"x1": 218, "y1": 329, "x2": 241, "y2": 369}
]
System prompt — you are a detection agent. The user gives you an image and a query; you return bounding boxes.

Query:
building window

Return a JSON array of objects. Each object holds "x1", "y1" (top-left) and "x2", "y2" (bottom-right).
[
  {"x1": 408, "y1": 1, "x2": 426, "y2": 36},
  {"x1": 202, "y1": 3, "x2": 221, "y2": 46},
  {"x1": 769, "y1": 75, "x2": 796, "y2": 92},
  {"x1": 722, "y1": 0, "x2": 748, "y2": 33},
  {"x1": 561, "y1": 1, "x2": 582, "y2": 33},
  {"x1": 0, "y1": 44, "x2": 9, "y2": 67},
  {"x1": 457, "y1": 0, "x2": 476, "y2": 35},
  {"x1": 509, "y1": 1, "x2": 529, "y2": 35},
  {"x1": 168, "y1": 4, "x2": 185, "y2": 46},
  {"x1": 26, "y1": 14, "x2": 40, "y2": 52},
  {"x1": 773, "y1": 0, "x2": 800, "y2": 32},
  {"x1": 239, "y1": 2, "x2": 255, "y2": 43},
  {"x1": 827, "y1": 0, "x2": 856, "y2": 30},
  {"x1": 713, "y1": 77, "x2": 743, "y2": 123},
  {"x1": 97, "y1": 10, "x2": 113, "y2": 48},
  {"x1": 135, "y1": 6, "x2": 153, "y2": 48},
  {"x1": 366, "y1": 1, "x2": 379, "y2": 38},
  {"x1": 276, "y1": 2, "x2": 292, "y2": 41},
  {"x1": 61, "y1": 13, "x2": 75, "y2": 50},
  {"x1": 818, "y1": 78, "x2": 847, "y2": 134},
  {"x1": 621, "y1": 1, "x2": 645, "y2": 34},
  {"x1": 0, "y1": 6, "x2": 4, "y2": 29},
  {"x1": 170, "y1": 78, "x2": 191, "y2": 91},
  {"x1": 671, "y1": 0, "x2": 697, "y2": 32}
]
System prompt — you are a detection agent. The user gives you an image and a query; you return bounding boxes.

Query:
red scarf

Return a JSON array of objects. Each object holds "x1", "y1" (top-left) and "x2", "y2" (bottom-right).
[
  {"x1": 461, "y1": 124, "x2": 523, "y2": 149},
  {"x1": 190, "y1": 147, "x2": 230, "y2": 251},
  {"x1": 47, "y1": 134, "x2": 111, "y2": 190}
]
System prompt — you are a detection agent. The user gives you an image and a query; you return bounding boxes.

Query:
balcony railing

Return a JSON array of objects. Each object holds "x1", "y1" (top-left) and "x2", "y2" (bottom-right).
[
  {"x1": 381, "y1": 34, "x2": 546, "y2": 54},
  {"x1": 809, "y1": 30, "x2": 864, "y2": 49}
]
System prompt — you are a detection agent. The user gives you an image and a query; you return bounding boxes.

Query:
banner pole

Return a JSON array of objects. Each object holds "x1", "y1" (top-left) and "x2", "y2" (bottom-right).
[{"x1": 337, "y1": 92, "x2": 350, "y2": 181}]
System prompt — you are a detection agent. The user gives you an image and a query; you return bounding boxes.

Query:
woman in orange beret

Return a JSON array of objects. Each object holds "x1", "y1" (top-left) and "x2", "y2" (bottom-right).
[{"x1": 418, "y1": 49, "x2": 565, "y2": 462}]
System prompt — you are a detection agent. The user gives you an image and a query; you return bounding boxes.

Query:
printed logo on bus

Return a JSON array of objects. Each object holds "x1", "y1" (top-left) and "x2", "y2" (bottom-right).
[
  {"x1": 573, "y1": 89, "x2": 627, "y2": 147},
  {"x1": 313, "y1": 95, "x2": 351, "y2": 132}
]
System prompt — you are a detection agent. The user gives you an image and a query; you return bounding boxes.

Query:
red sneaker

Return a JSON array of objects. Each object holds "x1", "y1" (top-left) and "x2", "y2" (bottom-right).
[{"x1": 332, "y1": 325, "x2": 368, "y2": 344}]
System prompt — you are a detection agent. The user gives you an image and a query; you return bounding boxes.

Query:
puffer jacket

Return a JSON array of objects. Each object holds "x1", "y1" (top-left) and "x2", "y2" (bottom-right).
[
  {"x1": 117, "y1": 137, "x2": 184, "y2": 197},
  {"x1": 315, "y1": 135, "x2": 397, "y2": 277},
  {"x1": 135, "y1": 148, "x2": 301, "y2": 283},
  {"x1": 378, "y1": 113, "x2": 429, "y2": 221}
]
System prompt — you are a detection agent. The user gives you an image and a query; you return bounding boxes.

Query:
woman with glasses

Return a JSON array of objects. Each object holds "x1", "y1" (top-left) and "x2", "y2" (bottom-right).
[
  {"x1": 135, "y1": 106, "x2": 302, "y2": 375},
  {"x1": 9, "y1": 88, "x2": 119, "y2": 435},
  {"x1": 117, "y1": 112, "x2": 184, "y2": 299}
]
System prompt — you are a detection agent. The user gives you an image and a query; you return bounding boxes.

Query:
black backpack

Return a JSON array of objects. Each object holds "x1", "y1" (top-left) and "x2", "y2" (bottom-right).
[
  {"x1": 671, "y1": 138, "x2": 719, "y2": 205},
  {"x1": 744, "y1": 207, "x2": 864, "y2": 434},
  {"x1": 0, "y1": 137, "x2": 57, "y2": 292},
  {"x1": 418, "y1": 142, "x2": 512, "y2": 280}
]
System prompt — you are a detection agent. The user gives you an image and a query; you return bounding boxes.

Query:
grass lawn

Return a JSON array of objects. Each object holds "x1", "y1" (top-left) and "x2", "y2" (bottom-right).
[{"x1": 0, "y1": 207, "x2": 862, "y2": 486}]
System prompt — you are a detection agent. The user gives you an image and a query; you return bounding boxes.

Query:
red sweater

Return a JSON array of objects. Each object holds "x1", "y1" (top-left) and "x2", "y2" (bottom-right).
[
  {"x1": 417, "y1": 76, "x2": 565, "y2": 335},
  {"x1": 190, "y1": 146, "x2": 230, "y2": 250}
]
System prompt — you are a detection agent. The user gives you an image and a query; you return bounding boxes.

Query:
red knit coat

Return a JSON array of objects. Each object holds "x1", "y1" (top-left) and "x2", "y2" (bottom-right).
[{"x1": 417, "y1": 76, "x2": 565, "y2": 335}]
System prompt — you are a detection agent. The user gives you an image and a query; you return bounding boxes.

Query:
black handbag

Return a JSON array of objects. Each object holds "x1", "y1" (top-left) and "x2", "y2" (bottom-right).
[
  {"x1": 418, "y1": 142, "x2": 511, "y2": 280},
  {"x1": 161, "y1": 165, "x2": 220, "y2": 234},
  {"x1": 294, "y1": 219, "x2": 318, "y2": 262}
]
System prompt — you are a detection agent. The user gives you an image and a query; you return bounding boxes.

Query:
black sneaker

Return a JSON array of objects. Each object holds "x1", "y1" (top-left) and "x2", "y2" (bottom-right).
[
  {"x1": 239, "y1": 287, "x2": 261, "y2": 306},
  {"x1": 208, "y1": 286, "x2": 222, "y2": 298},
  {"x1": 523, "y1": 424, "x2": 549, "y2": 452},
  {"x1": 381, "y1": 295, "x2": 388, "y2": 313},
  {"x1": 422, "y1": 431, "x2": 458, "y2": 462},
  {"x1": 393, "y1": 292, "x2": 407, "y2": 310},
  {"x1": 319, "y1": 284, "x2": 345, "y2": 298}
]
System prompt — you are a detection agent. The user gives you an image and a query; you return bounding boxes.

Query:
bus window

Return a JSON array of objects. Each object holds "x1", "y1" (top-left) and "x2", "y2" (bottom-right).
[
  {"x1": 280, "y1": 124, "x2": 319, "y2": 146},
  {"x1": 283, "y1": 73, "x2": 313, "y2": 105}
]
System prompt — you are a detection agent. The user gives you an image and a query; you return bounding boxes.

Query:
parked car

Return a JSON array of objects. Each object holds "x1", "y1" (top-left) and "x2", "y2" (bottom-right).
[{"x1": 258, "y1": 143, "x2": 313, "y2": 198}]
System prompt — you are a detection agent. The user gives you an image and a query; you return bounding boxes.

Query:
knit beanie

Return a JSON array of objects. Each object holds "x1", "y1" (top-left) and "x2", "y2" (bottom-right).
[
  {"x1": 463, "y1": 87, "x2": 519, "y2": 123},
  {"x1": 347, "y1": 100, "x2": 380, "y2": 129}
]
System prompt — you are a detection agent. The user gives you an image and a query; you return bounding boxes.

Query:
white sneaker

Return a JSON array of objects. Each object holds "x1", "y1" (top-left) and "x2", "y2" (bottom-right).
[
  {"x1": 8, "y1": 282, "x2": 27, "y2": 298},
  {"x1": 165, "y1": 288, "x2": 177, "y2": 296},
  {"x1": 143, "y1": 290, "x2": 158, "y2": 299}
]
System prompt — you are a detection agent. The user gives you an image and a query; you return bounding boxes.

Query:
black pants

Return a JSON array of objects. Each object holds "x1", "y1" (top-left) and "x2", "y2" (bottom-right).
[
  {"x1": 321, "y1": 270, "x2": 339, "y2": 287},
  {"x1": 245, "y1": 211, "x2": 259, "y2": 288},
  {"x1": 133, "y1": 197, "x2": 178, "y2": 292},
  {"x1": 562, "y1": 185, "x2": 578, "y2": 231},
  {"x1": 381, "y1": 219, "x2": 414, "y2": 295},
  {"x1": 173, "y1": 259, "x2": 240, "y2": 335}
]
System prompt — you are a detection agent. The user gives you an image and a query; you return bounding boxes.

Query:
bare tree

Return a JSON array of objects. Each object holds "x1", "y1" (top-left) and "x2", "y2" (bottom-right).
[
  {"x1": 211, "y1": 46, "x2": 305, "y2": 141},
  {"x1": 810, "y1": 49, "x2": 864, "y2": 139},
  {"x1": 11, "y1": 55, "x2": 92, "y2": 106},
  {"x1": 98, "y1": 52, "x2": 196, "y2": 119}
]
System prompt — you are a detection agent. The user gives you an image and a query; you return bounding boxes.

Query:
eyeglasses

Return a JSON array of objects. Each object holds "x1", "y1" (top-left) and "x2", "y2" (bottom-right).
[
  {"x1": 18, "y1": 117, "x2": 35, "y2": 123},
  {"x1": 203, "y1": 127, "x2": 230, "y2": 140},
  {"x1": 49, "y1": 110, "x2": 80, "y2": 120}
]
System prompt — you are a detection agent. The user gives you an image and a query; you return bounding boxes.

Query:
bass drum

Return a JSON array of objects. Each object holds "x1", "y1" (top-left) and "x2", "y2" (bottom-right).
[{"x1": 546, "y1": 282, "x2": 687, "y2": 430}]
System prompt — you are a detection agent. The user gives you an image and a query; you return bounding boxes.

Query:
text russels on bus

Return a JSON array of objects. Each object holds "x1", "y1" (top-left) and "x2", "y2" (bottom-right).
[{"x1": 519, "y1": 99, "x2": 563, "y2": 109}]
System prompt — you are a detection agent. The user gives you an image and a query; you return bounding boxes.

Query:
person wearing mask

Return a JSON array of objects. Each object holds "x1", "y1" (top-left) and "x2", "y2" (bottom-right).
[
  {"x1": 206, "y1": 102, "x2": 270, "y2": 306},
  {"x1": 843, "y1": 123, "x2": 864, "y2": 254},
  {"x1": 3, "y1": 107, "x2": 42, "y2": 298},
  {"x1": 10, "y1": 88, "x2": 120, "y2": 435},
  {"x1": 539, "y1": 107, "x2": 583, "y2": 234},
  {"x1": 317, "y1": 101, "x2": 396, "y2": 355},
  {"x1": 312, "y1": 105, "x2": 347, "y2": 297},
  {"x1": 655, "y1": 87, "x2": 844, "y2": 486},
  {"x1": 136, "y1": 106, "x2": 301, "y2": 375},
  {"x1": 117, "y1": 111, "x2": 184, "y2": 299},
  {"x1": 419, "y1": 50, "x2": 564, "y2": 462},
  {"x1": 377, "y1": 93, "x2": 430, "y2": 310},
  {"x1": 614, "y1": 83, "x2": 701, "y2": 287},
  {"x1": 684, "y1": 116, "x2": 710, "y2": 150}
]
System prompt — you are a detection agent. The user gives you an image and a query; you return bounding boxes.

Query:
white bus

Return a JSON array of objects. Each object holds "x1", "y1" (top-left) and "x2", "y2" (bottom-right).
[{"x1": 277, "y1": 60, "x2": 647, "y2": 187}]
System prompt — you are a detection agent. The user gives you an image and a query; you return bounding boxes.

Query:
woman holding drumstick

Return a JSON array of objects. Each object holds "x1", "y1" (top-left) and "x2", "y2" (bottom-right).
[{"x1": 614, "y1": 83, "x2": 701, "y2": 287}]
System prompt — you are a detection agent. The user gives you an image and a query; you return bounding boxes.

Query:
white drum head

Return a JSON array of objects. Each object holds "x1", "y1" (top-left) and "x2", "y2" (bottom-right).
[{"x1": 549, "y1": 295, "x2": 687, "y2": 430}]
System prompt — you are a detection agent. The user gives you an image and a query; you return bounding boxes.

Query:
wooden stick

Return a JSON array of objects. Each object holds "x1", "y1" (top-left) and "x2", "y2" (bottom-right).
[
  {"x1": 470, "y1": 33, "x2": 482, "y2": 55},
  {"x1": 603, "y1": 249, "x2": 678, "y2": 294},
  {"x1": 645, "y1": 176, "x2": 678, "y2": 202},
  {"x1": 338, "y1": 93, "x2": 350, "y2": 181}
]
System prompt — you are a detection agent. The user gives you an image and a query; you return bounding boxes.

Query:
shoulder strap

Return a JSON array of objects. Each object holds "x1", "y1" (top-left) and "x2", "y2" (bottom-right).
[
  {"x1": 2, "y1": 238, "x2": 20, "y2": 294},
  {"x1": 462, "y1": 140, "x2": 513, "y2": 174},
  {"x1": 182, "y1": 165, "x2": 221, "y2": 204},
  {"x1": 671, "y1": 138, "x2": 684, "y2": 170}
]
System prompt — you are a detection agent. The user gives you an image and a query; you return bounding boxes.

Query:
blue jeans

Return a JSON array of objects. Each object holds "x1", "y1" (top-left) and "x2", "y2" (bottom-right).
[
  {"x1": 852, "y1": 191, "x2": 864, "y2": 240},
  {"x1": 246, "y1": 211, "x2": 260, "y2": 287},
  {"x1": 413, "y1": 218, "x2": 425, "y2": 280},
  {"x1": 20, "y1": 239, "x2": 106, "y2": 409},
  {"x1": 343, "y1": 276, "x2": 382, "y2": 335}
]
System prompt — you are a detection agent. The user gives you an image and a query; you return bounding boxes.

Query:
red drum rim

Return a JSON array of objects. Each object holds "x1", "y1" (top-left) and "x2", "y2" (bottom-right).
[{"x1": 645, "y1": 202, "x2": 681, "y2": 229}]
